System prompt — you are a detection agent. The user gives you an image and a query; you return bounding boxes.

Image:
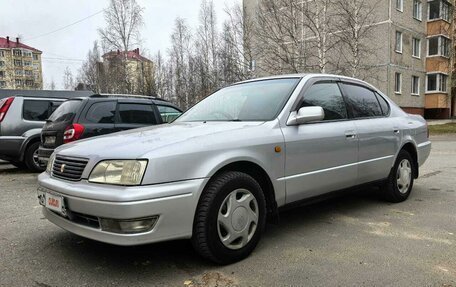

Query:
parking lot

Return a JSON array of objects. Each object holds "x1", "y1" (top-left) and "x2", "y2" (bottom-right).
[{"x1": 0, "y1": 135, "x2": 455, "y2": 287}]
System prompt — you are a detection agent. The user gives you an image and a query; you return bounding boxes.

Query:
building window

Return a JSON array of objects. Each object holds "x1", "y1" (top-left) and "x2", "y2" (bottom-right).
[
  {"x1": 23, "y1": 51, "x2": 32, "y2": 57},
  {"x1": 33, "y1": 54, "x2": 39, "y2": 61},
  {"x1": 0, "y1": 61, "x2": 4, "y2": 67},
  {"x1": 25, "y1": 80, "x2": 34, "y2": 87},
  {"x1": 0, "y1": 81, "x2": 5, "y2": 87},
  {"x1": 13, "y1": 49, "x2": 22, "y2": 56},
  {"x1": 24, "y1": 60, "x2": 31, "y2": 66},
  {"x1": 24, "y1": 70, "x2": 32, "y2": 76},
  {"x1": 15, "y1": 70, "x2": 23, "y2": 76},
  {"x1": 0, "y1": 51, "x2": 4, "y2": 57},
  {"x1": 429, "y1": 0, "x2": 451, "y2": 21},
  {"x1": 395, "y1": 31, "x2": 403, "y2": 53},
  {"x1": 412, "y1": 38, "x2": 421, "y2": 58},
  {"x1": 413, "y1": 0, "x2": 422, "y2": 20},
  {"x1": 411, "y1": 76, "x2": 420, "y2": 95},
  {"x1": 426, "y1": 73, "x2": 448, "y2": 92},
  {"x1": 14, "y1": 59, "x2": 22, "y2": 66},
  {"x1": 396, "y1": 0, "x2": 403, "y2": 11},
  {"x1": 395, "y1": 72, "x2": 402, "y2": 93},
  {"x1": 0, "y1": 71, "x2": 4, "y2": 78},
  {"x1": 427, "y1": 36, "x2": 450, "y2": 57},
  {"x1": 15, "y1": 79, "x2": 22, "y2": 86}
]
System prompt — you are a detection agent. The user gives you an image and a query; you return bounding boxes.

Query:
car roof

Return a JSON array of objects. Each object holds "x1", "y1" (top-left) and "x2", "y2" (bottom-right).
[
  {"x1": 64, "y1": 94, "x2": 182, "y2": 111},
  {"x1": 234, "y1": 73, "x2": 375, "y2": 89},
  {"x1": 0, "y1": 89, "x2": 95, "y2": 100}
]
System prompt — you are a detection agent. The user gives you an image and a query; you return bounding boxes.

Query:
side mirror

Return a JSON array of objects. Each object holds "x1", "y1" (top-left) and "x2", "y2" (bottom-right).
[{"x1": 287, "y1": 106, "x2": 325, "y2": 125}]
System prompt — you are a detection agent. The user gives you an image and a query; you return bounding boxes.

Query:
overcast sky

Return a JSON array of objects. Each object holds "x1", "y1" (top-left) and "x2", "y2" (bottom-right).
[{"x1": 0, "y1": 0, "x2": 239, "y2": 90}]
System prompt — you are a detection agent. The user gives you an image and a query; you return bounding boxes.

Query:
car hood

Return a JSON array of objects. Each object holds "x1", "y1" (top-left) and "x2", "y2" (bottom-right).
[{"x1": 56, "y1": 121, "x2": 265, "y2": 159}]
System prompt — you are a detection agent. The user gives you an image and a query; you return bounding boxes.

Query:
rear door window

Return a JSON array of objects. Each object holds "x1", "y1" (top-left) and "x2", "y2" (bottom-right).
[
  {"x1": 23, "y1": 100, "x2": 51, "y2": 121},
  {"x1": 300, "y1": 82, "x2": 348, "y2": 121},
  {"x1": 341, "y1": 84, "x2": 383, "y2": 118},
  {"x1": 48, "y1": 100, "x2": 82, "y2": 122},
  {"x1": 375, "y1": 93, "x2": 390, "y2": 116},
  {"x1": 157, "y1": 105, "x2": 182, "y2": 123},
  {"x1": 85, "y1": 101, "x2": 116, "y2": 123},
  {"x1": 118, "y1": 104, "x2": 157, "y2": 124}
]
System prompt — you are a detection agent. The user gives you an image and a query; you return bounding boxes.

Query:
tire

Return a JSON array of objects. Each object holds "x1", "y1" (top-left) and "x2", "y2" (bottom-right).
[
  {"x1": 24, "y1": 142, "x2": 45, "y2": 172},
  {"x1": 383, "y1": 150, "x2": 415, "y2": 203},
  {"x1": 10, "y1": 161, "x2": 26, "y2": 169},
  {"x1": 192, "y1": 171, "x2": 267, "y2": 265}
]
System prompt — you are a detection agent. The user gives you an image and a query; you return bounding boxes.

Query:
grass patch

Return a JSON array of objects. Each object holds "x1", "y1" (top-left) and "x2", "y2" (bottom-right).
[{"x1": 428, "y1": 123, "x2": 456, "y2": 134}]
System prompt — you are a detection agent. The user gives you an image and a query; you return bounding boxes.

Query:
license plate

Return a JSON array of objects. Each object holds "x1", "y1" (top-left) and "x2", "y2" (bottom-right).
[
  {"x1": 45, "y1": 192, "x2": 63, "y2": 213},
  {"x1": 45, "y1": 136, "x2": 56, "y2": 145}
]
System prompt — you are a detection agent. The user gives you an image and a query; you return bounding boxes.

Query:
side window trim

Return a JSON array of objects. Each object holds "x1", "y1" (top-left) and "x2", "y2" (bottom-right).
[
  {"x1": 374, "y1": 92, "x2": 391, "y2": 117},
  {"x1": 338, "y1": 81, "x2": 386, "y2": 120}
]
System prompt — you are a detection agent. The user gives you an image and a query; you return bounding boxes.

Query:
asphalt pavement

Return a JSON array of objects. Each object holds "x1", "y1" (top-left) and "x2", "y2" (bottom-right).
[{"x1": 0, "y1": 135, "x2": 455, "y2": 287}]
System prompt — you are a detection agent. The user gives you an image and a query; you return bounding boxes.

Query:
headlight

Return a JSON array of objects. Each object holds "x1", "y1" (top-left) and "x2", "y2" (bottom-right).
[
  {"x1": 46, "y1": 153, "x2": 55, "y2": 174},
  {"x1": 89, "y1": 160, "x2": 147, "y2": 186}
]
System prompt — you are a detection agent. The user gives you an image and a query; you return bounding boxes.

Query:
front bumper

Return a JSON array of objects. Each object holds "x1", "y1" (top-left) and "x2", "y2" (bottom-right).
[
  {"x1": 37, "y1": 172, "x2": 209, "y2": 245},
  {"x1": 0, "y1": 136, "x2": 24, "y2": 161},
  {"x1": 37, "y1": 146, "x2": 54, "y2": 164}
]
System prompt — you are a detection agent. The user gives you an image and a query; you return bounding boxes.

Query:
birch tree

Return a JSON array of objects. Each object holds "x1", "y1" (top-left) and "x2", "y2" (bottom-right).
[{"x1": 98, "y1": 0, "x2": 144, "y2": 52}]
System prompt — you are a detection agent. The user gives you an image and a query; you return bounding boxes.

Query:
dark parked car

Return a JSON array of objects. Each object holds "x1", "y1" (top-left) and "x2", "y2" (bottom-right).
[
  {"x1": 38, "y1": 94, "x2": 182, "y2": 164},
  {"x1": 0, "y1": 90, "x2": 93, "y2": 172}
]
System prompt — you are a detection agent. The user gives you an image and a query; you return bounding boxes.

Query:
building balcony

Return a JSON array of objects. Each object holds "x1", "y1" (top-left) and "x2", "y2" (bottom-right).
[
  {"x1": 427, "y1": 19, "x2": 451, "y2": 36},
  {"x1": 426, "y1": 56, "x2": 450, "y2": 73},
  {"x1": 425, "y1": 93, "x2": 450, "y2": 109}
]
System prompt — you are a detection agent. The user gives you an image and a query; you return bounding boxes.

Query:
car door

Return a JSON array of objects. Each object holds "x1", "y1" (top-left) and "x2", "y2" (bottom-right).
[
  {"x1": 115, "y1": 101, "x2": 160, "y2": 131},
  {"x1": 339, "y1": 82, "x2": 400, "y2": 184},
  {"x1": 281, "y1": 79, "x2": 359, "y2": 203},
  {"x1": 81, "y1": 100, "x2": 117, "y2": 138}
]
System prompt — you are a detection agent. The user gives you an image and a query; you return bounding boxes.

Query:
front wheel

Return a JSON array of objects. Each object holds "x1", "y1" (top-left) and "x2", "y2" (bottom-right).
[
  {"x1": 382, "y1": 150, "x2": 415, "y2": 203},
  {"x1": 192, "y1": 171, "x2": 266, "y2": 264}
]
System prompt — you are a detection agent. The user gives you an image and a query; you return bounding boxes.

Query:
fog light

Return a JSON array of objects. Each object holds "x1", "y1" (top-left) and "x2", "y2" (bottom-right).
[{"x1": 99, "y1": 216, "x2": 159, "y2": 234}]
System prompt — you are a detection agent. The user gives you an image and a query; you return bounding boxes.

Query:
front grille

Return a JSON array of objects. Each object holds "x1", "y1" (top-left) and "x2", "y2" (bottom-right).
[{"x1": 52, "y1": 155, "x2": 88, "y2": 181}]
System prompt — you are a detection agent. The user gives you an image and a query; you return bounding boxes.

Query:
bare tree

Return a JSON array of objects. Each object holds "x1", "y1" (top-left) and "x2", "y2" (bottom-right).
[
  {"x1": 195, "y1": 0, "x2": 219, "y2": 97},
  {"x1": 47, "y1": 79, "x2": 56, "y2": 90},
  {"x1": 220, "y1": 2, "x2": 255, "y2": 83},
  {"x1": 333, "y1": 0, "x2": 380, "y2": 80},
  {"x1": 98, "y1": 0, "x2": 144, "y2": 52},
  {"x1": 62, "y1": 66, "x2": 75, "y2": 90},
  {"x1": 254, "y1": 0, "x2": 311, "y2": 74},
  {"x1": 301, "y1": 0, "x2": 340, "y2": 73},
  {"x1": 169, "y1": 18, "x2": 193, "y2": 109},
  {"x1": 77, "y1": 41, "x2": 102, "y2": 92}
]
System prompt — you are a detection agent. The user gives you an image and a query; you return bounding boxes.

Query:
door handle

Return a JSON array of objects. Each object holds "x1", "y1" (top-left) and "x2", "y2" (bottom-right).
[
  {"x1": 345, "y1": 131, "x2": 357, "y2": 139},
  {"x1": 393, "y1": 129, "x2": 400, "y2": 134}
]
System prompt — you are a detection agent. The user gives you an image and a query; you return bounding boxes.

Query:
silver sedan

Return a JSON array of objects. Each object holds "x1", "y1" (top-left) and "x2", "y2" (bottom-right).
[{"x1": 37, "y1": 74, "x2": 431, "y2": 264}]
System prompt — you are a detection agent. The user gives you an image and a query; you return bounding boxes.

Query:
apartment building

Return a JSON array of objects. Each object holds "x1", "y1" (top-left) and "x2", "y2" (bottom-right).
[
  {"x1": 0, "y1": 36, "x2": 43, "y2": 90},
  {"x1": 244, "y1": 0, "x2": 454, "y2": 118},
  {"x1": 101, "y1": 48, "x2": 154, "y2": 93}
]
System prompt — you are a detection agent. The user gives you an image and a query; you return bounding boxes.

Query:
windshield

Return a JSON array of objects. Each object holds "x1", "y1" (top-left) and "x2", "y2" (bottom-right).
[
  {"x1": 176, "y1": 78, "x2": 300, "y2": 122},
  {"x1": 48, "y1": 99, "x2": 82, "y2": 122}
]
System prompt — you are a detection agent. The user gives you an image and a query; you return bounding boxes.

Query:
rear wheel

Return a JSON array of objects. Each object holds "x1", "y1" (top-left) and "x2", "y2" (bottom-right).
[
  {"x1": 24, "y1": 142, "x2": 45, "y2": 172},
  {"x1": 383, "y1": 150, "x2": 415, "y2": 203},
  {"x1": 192, "y1": 171, "x2": 266, "y2": 264}
]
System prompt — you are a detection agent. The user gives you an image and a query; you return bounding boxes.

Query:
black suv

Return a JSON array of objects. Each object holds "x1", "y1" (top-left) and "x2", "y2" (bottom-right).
[{"x1": 38, "y1": 94, "x2": 182, "y2": 164}]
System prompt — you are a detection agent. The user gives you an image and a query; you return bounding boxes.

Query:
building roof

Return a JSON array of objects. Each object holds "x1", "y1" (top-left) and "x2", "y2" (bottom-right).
[
  {"x1": 0, "y1": 89, "x2": 94, "y2": 100},
  {"x1": 0, "y1": 37, "x2": 42, "y2": 53},
  {"x1": 102, "y1": 48, "x2": 151, "y2": 62}
]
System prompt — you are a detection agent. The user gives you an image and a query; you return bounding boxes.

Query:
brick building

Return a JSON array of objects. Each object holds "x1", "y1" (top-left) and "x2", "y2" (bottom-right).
[{"x1": 0, "y1": 36, "x2": 43, "y2": 90}]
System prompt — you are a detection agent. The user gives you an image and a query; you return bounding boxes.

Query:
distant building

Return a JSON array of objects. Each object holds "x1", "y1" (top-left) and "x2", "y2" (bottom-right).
[
  {"x1": 244, "y1": 0, "x2": 454, "y2": 119},
  {"x1": 0, "y1": 36, "x2": 43, "y2": 90},
  {"x1": 101, "y1": 48, "x2": 154, "y2": 94}
]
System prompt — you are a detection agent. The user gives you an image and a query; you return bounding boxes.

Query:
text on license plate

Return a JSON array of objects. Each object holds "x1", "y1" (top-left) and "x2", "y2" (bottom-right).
[
  {"x1": 45, "y1": 136, "x2": 56, "y2": 145},
  {"x1": 45, "y1": 193, "x2": 63, "y2": 213}
]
